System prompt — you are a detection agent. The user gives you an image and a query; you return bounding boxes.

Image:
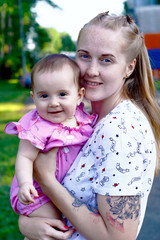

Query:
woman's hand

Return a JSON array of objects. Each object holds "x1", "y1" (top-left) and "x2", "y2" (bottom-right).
[
  {"x1": 19, "y1": 215, "x2": 75, "y2": 240},
  {"x1": 33, "y1": 148, "x2": 58, "y2": 191}
]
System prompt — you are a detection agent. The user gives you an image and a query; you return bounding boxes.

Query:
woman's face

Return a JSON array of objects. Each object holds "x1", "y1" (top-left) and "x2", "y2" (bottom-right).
[{"x1": 76, "y1": 26, "x2": 132, "y2": 103}]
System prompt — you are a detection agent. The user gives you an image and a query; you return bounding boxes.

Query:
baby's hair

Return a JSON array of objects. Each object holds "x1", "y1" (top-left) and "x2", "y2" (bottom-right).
[
  {"x1": 77, "y1": 12, "x2": 160, "y2": 174},
  {"x1": 31, "y1": 54, "x2": 81, "y2": 90}
]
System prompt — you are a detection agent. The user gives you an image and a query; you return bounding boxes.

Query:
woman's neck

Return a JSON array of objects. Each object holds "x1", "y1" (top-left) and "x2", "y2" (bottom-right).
[{"x1": 91, "y1": 95, "x2": 125, "y2": 122}]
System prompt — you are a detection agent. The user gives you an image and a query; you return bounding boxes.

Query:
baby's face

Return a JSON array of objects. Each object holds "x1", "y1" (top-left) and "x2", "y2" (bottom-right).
[{"x1": 31, "y1": 65, "x2": 84, "y2": 125}]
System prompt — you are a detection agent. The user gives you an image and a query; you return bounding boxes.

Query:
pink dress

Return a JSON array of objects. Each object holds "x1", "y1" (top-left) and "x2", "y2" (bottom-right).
[{"x1": 5, "y1": 103, "x2": 97, "y2": 215}]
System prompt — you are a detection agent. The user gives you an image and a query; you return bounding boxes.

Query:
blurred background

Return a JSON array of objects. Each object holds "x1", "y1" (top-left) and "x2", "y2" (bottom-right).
[{"x1": 0, "y1": 0, "x2": 160, "y2": 239}]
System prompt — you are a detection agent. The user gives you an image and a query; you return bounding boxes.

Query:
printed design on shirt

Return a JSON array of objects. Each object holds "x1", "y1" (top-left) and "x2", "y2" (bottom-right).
[
  {"x1": 98, "y1": 145, "x2": 105, "y2": 155},
  {"x1": 109, "y1": 137, "x2": 116, "y2": 152},
  {"x1": 81, "y1": 163, "x2": 86, "y2": 168},
  {"x1": 143, "y1": 158, "x2": 151, "y2": 171},
  {"x1": 118, "y1": 118, "x2": 127, "y2": 133},
  {"x1": 65, "y1": 168, "x2": 76, "y2": 177},
  {"x1": 81, "y1": 187, "x2": 86, "y2": 192},
  {"x1": 76, "y1": 172, "x2": 85, "y2": 182},
  {"x1": 99, "y1": 154, "x2": 109, "y2": 166},
  {"x1": 148, "y1": 178, "x2": 152, "y2": 185},
  {"x1": 113, "y1": 183, "x2": 119, "y2": 187},
  {"x1": 93, "y1": 123, "x2": 104, "y2": 143},
  {"x1": 139, "y1": 129, "x2": 147, "y2": 139},
  {"x1": 128, "y1": 175, "x2": 142, "y2": 186},
  {"x1": 99, "y1": 176, "x2": 109, "y2": 186},
  {"x1": 83, "y1": 148, "x2": 92, "y2": 157},
  {"x1": 116, "y1": 163, "x2": 130, "y2": 174},
  {"x1": 127, "y1": 140, "x2": 142, "y2": 158},
  {"x1": 89, "y1": 164, "x2": 96, "y2": 172},
  {"x1": 70, "y1": 190, "x2": 76, "y2": 196}
]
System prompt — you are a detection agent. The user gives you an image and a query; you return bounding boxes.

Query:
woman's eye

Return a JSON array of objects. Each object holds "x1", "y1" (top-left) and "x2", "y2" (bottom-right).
[
  {"x1": 81, "y1": 54, "x2": 89, "y2": 59},
  {"x1": 101, "y1": 58, "x2": 111, "y2": 63},
  {"x1": 41, "y1": 94, "x2": 48, "y2": 98},
  {"x1": 59, "y1": 92, "x2": 66, "y2": 97}
]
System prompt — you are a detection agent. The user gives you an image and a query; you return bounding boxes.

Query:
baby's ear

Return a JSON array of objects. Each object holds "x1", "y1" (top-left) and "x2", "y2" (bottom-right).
[
  {"x1": 77, "y1": 87, "x2": 85, "y2": 105},
  {"x1": 30, "y1": 91, "x2": 34, "y2": 98}
]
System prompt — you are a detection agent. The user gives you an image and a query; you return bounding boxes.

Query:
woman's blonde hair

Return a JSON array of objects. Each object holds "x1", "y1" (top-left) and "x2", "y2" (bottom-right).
[{"x1": 77, "y1": 12, "x2": 160, "y2": 175}]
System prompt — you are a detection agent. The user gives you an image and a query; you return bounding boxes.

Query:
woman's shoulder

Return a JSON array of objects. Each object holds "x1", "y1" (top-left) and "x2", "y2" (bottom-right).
[
  {"x1": 101, "y1": 100, "x2": 149, "y2": 124},
  {"x1": 94, "y1": 99, "x2": 153, "y2": 138}
]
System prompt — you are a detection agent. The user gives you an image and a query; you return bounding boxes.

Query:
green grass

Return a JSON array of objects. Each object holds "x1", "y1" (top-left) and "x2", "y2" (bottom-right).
[{"x1": 0, "y1": 80, "x2": 29, "y2": 240}]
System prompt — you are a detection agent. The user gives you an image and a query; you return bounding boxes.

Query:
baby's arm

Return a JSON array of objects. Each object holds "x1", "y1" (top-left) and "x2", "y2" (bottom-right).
[{"x1": 16, "y1": 139, "x2": 39, "y2": 205}]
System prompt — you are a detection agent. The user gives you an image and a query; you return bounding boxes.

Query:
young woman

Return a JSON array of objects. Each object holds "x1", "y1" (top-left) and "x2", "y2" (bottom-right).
[{"x1": 18, "y1": 12, "x2": 160, "y2": 240}]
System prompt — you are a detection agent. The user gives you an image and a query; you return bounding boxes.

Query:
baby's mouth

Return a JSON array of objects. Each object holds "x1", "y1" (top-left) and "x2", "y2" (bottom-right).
[{"x1": 48, "y1": 110, "x2": 63, "y2": 114}]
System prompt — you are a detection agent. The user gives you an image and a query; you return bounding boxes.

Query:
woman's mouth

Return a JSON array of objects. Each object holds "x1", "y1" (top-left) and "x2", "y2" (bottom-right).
[{"x1": 84, "y1": 80, "x2": 102, "y2": 87}]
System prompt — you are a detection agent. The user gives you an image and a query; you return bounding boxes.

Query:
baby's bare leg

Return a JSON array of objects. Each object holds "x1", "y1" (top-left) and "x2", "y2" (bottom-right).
[
  {"x1": 23, "y1": 202, "x2": 62, "y2": 239},
  {"x1": 29, "y1": 201, "x2": 61, "y2": 219}
]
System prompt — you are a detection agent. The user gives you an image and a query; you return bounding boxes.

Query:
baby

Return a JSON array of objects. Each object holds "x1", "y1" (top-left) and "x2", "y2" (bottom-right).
[{"x1": 5, "y1": 54, "x2": 97, "y2": 220}]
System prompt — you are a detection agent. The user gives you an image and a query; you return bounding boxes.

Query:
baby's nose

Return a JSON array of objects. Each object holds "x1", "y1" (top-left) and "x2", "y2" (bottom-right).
[{"x1": 49, "y1": 97, "x2": 59, "y2": 107}]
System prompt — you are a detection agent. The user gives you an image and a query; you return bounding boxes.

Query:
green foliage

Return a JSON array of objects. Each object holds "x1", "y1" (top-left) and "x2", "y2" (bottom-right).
[
  {"x1": 60, "y1": 32, "x2": 76, "y2": 52},
  {"x1": 0, "y1": 0, "x2": 63, "y2": 80},
  {"x1": 155, "y1": 79, "x2": 160, "y2": 91},
  {"x1": 42, "y1": 28, "x2": 62, "y2": 55},
  {"x1": 0, "y1": 80, "x2": 29, "y2": 239}
]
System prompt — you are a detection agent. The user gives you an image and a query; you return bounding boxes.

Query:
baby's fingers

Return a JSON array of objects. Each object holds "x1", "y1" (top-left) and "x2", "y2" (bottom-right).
[
  {"x1": 19, "y1": 193, "x2": 34, "y2": 205},
  {"x1": 30, "y1": 186, "x2": 39, "y2": 198}
]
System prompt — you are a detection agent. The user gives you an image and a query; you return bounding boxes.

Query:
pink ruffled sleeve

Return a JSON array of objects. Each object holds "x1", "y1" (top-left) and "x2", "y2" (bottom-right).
[{"x1": 4, "y1": 109, "x2": 55, "y2": 150}]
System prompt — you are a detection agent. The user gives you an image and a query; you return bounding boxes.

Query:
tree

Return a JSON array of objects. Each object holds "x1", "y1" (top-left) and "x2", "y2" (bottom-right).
[
  {"x1": 41, "y1": 28, "x2": 62, "y2": 55},
  {"x1": 0, "y1": 0, "x2": 60, "y2": 80},
  {"x1": 60, "y1": 33, "x2": 76, "y2": 52}
]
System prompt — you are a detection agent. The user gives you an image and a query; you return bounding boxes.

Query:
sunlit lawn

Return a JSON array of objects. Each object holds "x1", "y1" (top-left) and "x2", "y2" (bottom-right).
[
  {"x1": 0, "y1": 78, "x2": 160, "y2": 240},
  {"x1": 0, "y1": 80, "x2": 29, "y2": 240}
]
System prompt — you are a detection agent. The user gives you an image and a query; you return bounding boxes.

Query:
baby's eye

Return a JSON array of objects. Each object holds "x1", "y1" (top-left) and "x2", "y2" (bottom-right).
[
  {"x1": 59, "y1": 92, "x2": 67, "y2": 97},
  {"x1": 41, "y1": 93, "x2": 48, "y2": 98}
]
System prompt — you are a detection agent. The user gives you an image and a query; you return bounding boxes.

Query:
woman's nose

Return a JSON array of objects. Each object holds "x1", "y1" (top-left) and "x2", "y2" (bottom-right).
[{"x1": 86, "y1": 60, "x2": 99, "y2": 77}]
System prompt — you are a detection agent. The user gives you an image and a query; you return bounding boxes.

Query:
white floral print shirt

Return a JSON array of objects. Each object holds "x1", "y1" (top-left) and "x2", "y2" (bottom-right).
[{"x1": 62, "y1": 100, "x2": 156, "y2": 239}]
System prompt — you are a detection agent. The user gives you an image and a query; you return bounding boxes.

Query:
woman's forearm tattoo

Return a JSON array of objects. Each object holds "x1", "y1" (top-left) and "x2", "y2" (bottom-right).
[
  {"x1": 72, "y1": 198, "x2": 99, "y2": 214},
  {"x1": 72, "y1": 198, "x2": 83, "y2": 208}
]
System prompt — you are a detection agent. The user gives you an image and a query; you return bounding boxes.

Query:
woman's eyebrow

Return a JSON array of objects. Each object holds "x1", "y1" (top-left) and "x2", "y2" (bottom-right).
[
  {"x1": 77, "y1": 49, "x2": 89, "y2": 53},
  {"x1": 77, "y1": 50, "x2": 115, "y2": 58},
  {"x1": 101, "y1": 53, "x2": 115, "y2": 58}
]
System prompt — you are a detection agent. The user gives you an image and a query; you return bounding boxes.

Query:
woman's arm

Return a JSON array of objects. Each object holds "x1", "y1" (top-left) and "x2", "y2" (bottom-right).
[
  {"x1": 19, "y1": 215, "x2": 75, "y2": 240},
  {"x1": 34, "y1": 150, "x2": 140, "y2": 240}
]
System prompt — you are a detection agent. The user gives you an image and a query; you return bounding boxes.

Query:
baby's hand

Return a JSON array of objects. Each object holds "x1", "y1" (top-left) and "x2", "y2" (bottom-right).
[{"x1": 18, "y1": 182, "x2": 38, "y2": 205}]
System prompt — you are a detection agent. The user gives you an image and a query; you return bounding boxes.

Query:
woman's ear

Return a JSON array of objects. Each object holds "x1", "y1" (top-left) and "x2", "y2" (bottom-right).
[
  {"x1": 77, "y1": 87, "x2": 85, "y2": 105},
  {"x1": 30, "y1": 91, "x2": 34, "y2": 99},
  {"x1": 126, "y1": 58, "x2": 136, "y2": 78}
]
